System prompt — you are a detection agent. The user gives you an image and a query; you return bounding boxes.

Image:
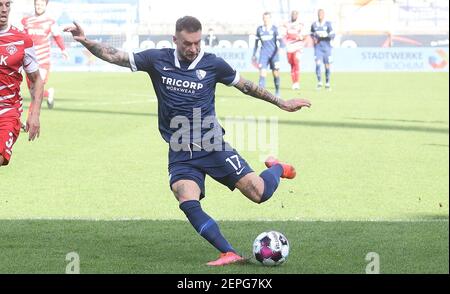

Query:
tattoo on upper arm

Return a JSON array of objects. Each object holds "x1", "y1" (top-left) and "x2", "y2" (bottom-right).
[{"x1": 238, "y1": 79, "x2": 281, "y2": 106}]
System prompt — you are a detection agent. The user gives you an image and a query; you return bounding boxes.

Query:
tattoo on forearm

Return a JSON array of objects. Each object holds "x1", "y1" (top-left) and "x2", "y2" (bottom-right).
[
  {"x1": 240, "y1": 80, "x2": 281, "y2": 106},
  {"x1": 84, "y1": 41, "x2": 130, "y2": 67}
]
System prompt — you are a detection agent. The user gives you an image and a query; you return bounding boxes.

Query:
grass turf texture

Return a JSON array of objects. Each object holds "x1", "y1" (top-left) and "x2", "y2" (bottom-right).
[
  {"x1": 0, "y1": 72, "x2": 448, "y2": 273},
  {"x1": 0, "y1": 220, "x2": 448, "y2": 274}
]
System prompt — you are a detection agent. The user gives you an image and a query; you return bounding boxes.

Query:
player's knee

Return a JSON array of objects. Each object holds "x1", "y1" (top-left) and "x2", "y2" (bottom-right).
[{"x1": 171, "y1": 180, "x2": 201, "y2": 203}]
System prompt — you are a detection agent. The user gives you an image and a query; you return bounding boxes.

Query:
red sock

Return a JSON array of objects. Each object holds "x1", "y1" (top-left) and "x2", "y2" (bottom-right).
[{"x1": 43, "y1": 90, "x2": 49, "y2": 98}]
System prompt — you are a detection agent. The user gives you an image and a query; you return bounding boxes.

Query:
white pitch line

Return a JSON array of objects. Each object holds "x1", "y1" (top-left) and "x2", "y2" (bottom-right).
[
  {"x1": 56, "y1": 99, "x2": 157, "y2": 107},
  {"x1": 0, "y1": 217, "x2": 447, "y2": 223}
]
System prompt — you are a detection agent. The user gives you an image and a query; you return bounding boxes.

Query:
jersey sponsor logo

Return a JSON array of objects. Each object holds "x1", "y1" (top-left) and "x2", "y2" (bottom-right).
[
  {"x1": 163, "y1": 66, "x2": 174, "y2": 71},
  {"x1": 196, "y1": 69, "x2": 206, "y2": 80},
  {"x1": 260, "y1": 35, "x2": 275, "y2": 41},
  {"x1": 26, "y1": 28, "x2": 47, "y2": 36},
  {"x1": 6, "y1": 45, "x2": 17, "y2": 56},
  {"x1": 161, "y1": 76, "x2": 204, "y2": 94}
]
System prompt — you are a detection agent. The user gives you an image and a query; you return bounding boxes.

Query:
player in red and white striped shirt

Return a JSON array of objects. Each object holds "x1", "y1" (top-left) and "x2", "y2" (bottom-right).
[
  {"x1": 21, "y1": 0, "x2": 68, "y2": 109},
  {"x1": 0, "y1": 0, "x2": 44, "y2": 166},
  {"x1": 283, "y1": 10, "x2": 304, "y2": 90}
]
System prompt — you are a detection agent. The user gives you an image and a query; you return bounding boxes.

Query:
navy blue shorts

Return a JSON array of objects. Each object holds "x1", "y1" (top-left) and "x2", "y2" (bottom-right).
[
  {"x1": 314, "y1": 46, "x2": 332, "y2": 64},
  {"x1": 259, "y1": 52, "x2": 280, "y2": 70},
  {"x1": 168, "y1": 142, "x2": 254, "y2": 199}
]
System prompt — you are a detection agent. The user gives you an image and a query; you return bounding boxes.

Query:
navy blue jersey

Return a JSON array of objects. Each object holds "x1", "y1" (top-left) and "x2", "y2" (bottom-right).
[
  {"x1": 310, "y1": 20, "x2": 335, "y2": 50},
  {"x1": 129, "y1": 48, "x2": 240, "y2": 147},
  {"x1": 253, "y1": 25, "x2": 282, "y2": 57}
]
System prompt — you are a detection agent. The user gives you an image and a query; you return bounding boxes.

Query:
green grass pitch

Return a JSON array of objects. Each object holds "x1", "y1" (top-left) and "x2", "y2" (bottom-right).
[{"x1": 0, "y1": 72, "x2": 448, "y2": 273}]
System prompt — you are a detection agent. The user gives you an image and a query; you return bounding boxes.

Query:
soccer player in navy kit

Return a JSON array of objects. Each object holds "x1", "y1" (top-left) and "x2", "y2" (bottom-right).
[
  {"x1": 310, "y1": 9, "x2": 335, "y2": 90},
  {"x1": 65, "y1": 16, "x2": 311, "y2": 266},
  {"x1": 252, "y1": 12, "x2": 283, "y2": 97}
]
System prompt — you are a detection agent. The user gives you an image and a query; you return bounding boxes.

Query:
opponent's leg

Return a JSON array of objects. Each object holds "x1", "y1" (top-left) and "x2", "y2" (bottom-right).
[
  {"x1": 40, "y1": 67, "x2": 55, "y2": 109},
  {"x1": 287, "y1": 53, "x2": 296, "y2": 88},
  {"x1": 292, "y1": 52, "x2": 300, "y2": 89}
]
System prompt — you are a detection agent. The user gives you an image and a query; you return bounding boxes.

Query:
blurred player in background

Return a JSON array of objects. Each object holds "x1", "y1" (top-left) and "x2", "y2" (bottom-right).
[
  {"x1": 65, "y1": 16, "x2": 311, "y2": 266},
  {"x1": 204, "y1": 28, "x2": 219, "y2": 47},
  {"x1": 283, "y1": 10, "x2": 304, "y2": 90},
  {"x1": 310, "y1": 9, "x2": 335, "y2": 90},
  {"x1": 0, "y1": 0, "x2": 44, "y2": 166},
  {"x1": 252, "y1": 12, "x2": 283, "y2": 97},
  {"x1": 21, "y1": 0, "x2": 68, "y2": 109}
]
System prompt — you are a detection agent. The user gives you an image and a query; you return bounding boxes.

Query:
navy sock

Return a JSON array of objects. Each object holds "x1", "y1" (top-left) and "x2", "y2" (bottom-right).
[
  {"x1": 179, "y1": 200, "x2": 235, "y2": 253},
  {"x1": 325, "y1": 67, "x2": 331, "y2": 83},
  {"x1": 315, "y1": 64, "x2": 322, "y2": 82},
  {"x1": 259, "y1": 164, "x2": 283, "y2": 203},
  {"x1": 274, "y1": 76, "x2": 280, "y2": 93},
  {"x1": 259, "y1": 76, "x2": 266, "y2": 88}
]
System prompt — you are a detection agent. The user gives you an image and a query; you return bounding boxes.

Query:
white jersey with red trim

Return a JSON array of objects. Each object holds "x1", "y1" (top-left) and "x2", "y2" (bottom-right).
[
  {"x1": 21, "y1": 13, "x2": 65, "y2": 66},
  {"x1": 0, "y1": 25, "x2": 39, "y2": 117},
  {"x1": 284, "y1": 20, "x2": 304, "y2": 53}
]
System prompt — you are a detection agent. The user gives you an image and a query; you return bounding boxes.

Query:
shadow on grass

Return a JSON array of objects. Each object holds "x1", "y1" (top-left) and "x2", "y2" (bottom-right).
[
  {"x1": 50, "y1": 107, "x2": 449, "y2": 135},
  {"x1": 424, "y1": 144, "x2": 449, "y2": 147},
  {"x1": 346, "y1": 117, "x2": 448, "y2": 125}
]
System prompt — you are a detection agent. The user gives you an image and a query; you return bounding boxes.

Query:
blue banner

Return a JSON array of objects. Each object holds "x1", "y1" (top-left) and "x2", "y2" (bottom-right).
[{"x1": 52, "y1": 47, "x2": 449, "y2": 72}]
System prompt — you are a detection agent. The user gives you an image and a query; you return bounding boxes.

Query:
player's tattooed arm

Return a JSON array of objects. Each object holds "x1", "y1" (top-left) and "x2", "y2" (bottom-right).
[
  {"x1": 82, "y1": 41, "x2": 130, "y2": 68},
  {"x1": 63, "y1": 21, "x2": 130, "y2": 68},
  {"x1": 234, "y1": 77, "x2": 311, "y2": 112},
  {"x1": 235, "y1": 78, "x2": 281, "y2": 105}
]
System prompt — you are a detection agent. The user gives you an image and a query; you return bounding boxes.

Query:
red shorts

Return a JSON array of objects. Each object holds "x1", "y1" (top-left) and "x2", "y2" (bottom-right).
[{"x1": 0, "y1": 116, "x2": 21, "y2": 165}]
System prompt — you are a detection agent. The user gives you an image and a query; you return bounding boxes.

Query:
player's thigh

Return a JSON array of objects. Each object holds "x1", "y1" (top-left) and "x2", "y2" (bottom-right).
[
  {"x1": 235, "y1": 172, "x2": 265, "y2": 203},
  {"x1": 258, "y1": 55, "x2": 270, "y2": 73},
  {"x1": 315, "y1": 55, "x2": 323, "y2": 65},
  {"x1": 259, "y1": 68, "x2": 267, "y2": 77},
  {"x1": 171, "y1": 179, "x2": 202, "y2": 203},
  {"x1": 0, "y1": 155, "x2": 4, "y2": 166},
  {"x1": 169, "y1": 163, "x2": 206, "y2": 202},
  {"x1": 314, "y1": 49, "x2": 324, "y2": 65},
  {"x1": 39, "y1": 64, "x2": 51, "y2": 84},
  {"x1": 294, "y1": 52, "x2": 301, "y2": 64}
]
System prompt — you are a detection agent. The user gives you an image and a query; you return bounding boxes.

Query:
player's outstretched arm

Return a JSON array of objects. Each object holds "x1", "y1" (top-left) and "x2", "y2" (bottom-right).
[
  {"x1": 63, "y1": 22, "x2": 130, "y2": 68},
  {"x1": 234, "y1": 77, "x2": 311, "y2": 112},
  {"x1": 25, "y1": 70, "x2": 44, "y2": 141}
]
